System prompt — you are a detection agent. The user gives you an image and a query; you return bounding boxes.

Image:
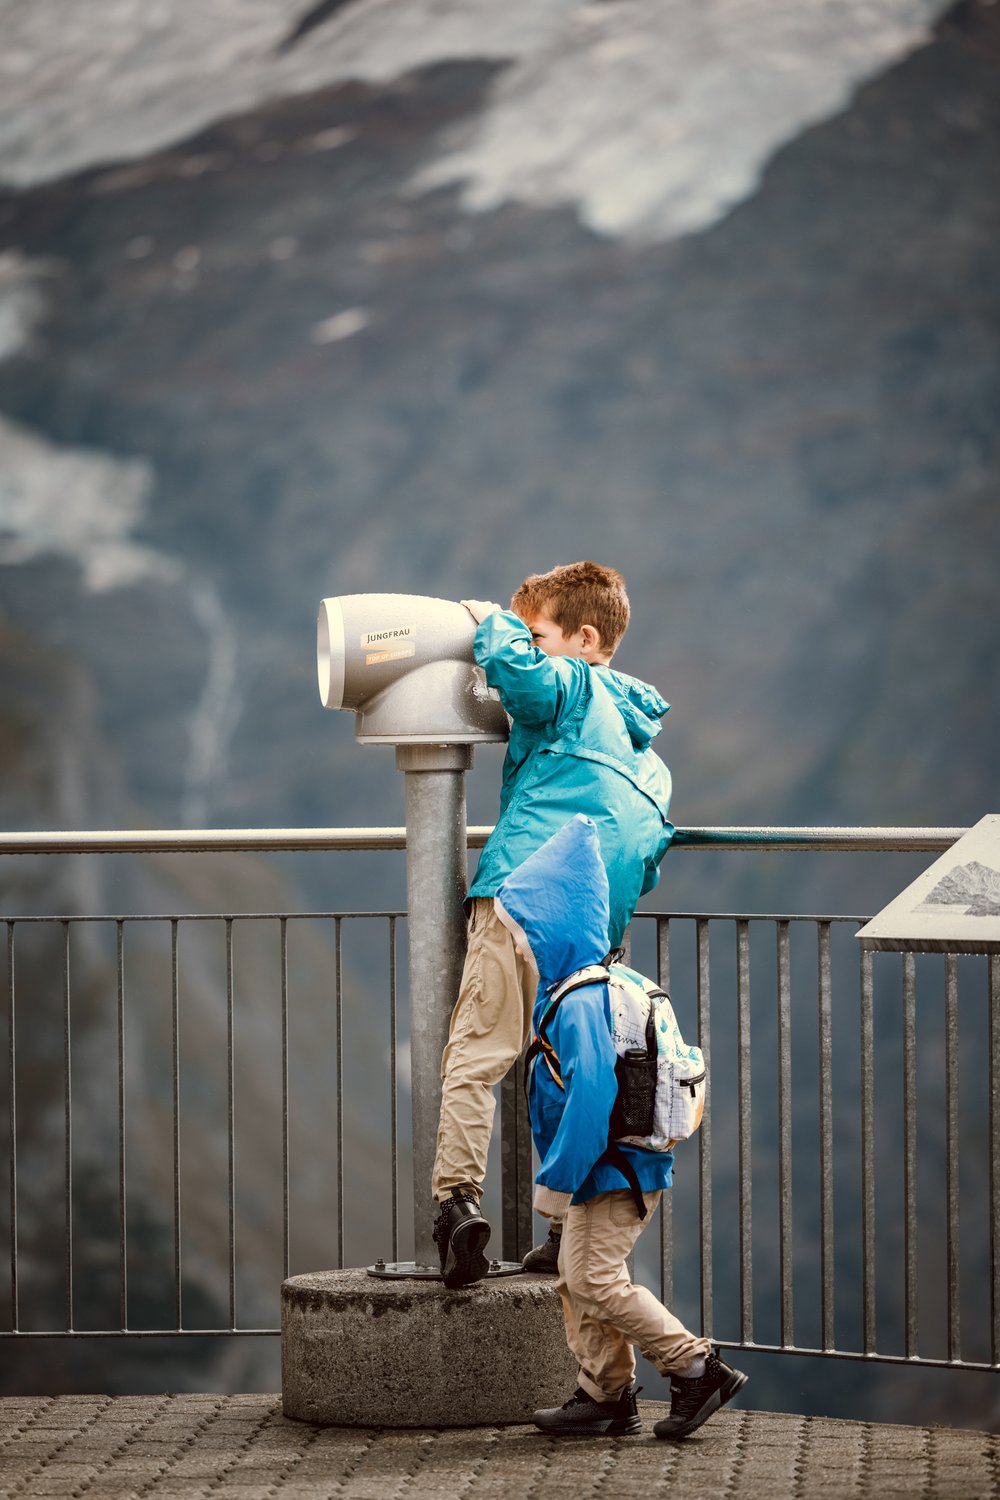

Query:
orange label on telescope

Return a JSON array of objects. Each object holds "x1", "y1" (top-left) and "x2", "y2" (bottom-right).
[{"x1": 365, "y1": 644, "x2": 416, "y2": 666}]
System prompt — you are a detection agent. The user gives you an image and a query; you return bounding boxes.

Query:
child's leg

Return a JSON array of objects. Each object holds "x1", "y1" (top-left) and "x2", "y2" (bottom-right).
[
  {"x1": 558, "y1": 1190, "x2": 711, "y2": 1402},
  {"x1": 431, "y1": 899, "x2": 536, "y2": 1202}
]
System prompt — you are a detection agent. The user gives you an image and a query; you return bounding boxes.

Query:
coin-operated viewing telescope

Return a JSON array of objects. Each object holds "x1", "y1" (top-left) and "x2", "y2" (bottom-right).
[
  {"x1": 317, "y1": 593, "x2": 508, "y2": 745},
  {"x1": 316, "y1": 593, "x2": 519, "y2": 1279}
]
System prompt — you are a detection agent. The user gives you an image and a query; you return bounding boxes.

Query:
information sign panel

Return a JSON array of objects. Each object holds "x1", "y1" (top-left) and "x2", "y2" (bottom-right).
[{"x1": 856, "y1": 814, "x2": 1000, "y2": 954}]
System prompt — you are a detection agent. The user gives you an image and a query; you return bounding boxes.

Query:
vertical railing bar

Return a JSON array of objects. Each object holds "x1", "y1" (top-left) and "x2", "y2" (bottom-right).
[
  {"x1": 989, "y1": 955, "x2": 1000, "y2": 1366},
  {"x1": 944, "y1": 952, "x2": 960, "y2": 1363},
  {"x1": 657, "y1": 917, "x2": 672, "y2": 1309},
  {"x1": 776, "y1": 920, "x2": 793, "y2": 1347},
  {"x1": 171, "y1": 920, "x2": 182, "y2": 1331},
  {"x1": 389, "y1": 915, "x2": 399, "y2": 1265},
  {"x1": 818, "y1": 922, "x2": 835, "y2": 1349},
  {"x1": 335, "y1": 916, "x2": 344, "y2": 1271},
  {"x1": 500, "y1": 1059, "x2": 532, "y2": 1263},
  {"x1": 902, "y1": 953, "x2": 918, "y2": 1359},
  {"x1": 659, "y1": 1188, "x2": 673, "y2": 1313},
  {"x1": 657, "y1": 916, "x2": 671, "y2": 995},
  {"x1": 736, "y1": 919, "x2": 752, "y2": 1344},
  {"x1": 697, "y1": 918, "x2": 713, "y2": 1337},
  {"x1": 62, "y1": 920, "x2": 73, "y2": 1332},
  {"x1": 225, "y1": 918, "x2": 236, "y2": 1330},
  {"x1": 116, "y1": 920, "x2": 128, "y2": 1333},
  {"x1": 280, "y1": 918, "x2": 290, "y2": 1283},
  {"x1": 860, "y1": 946, "x2": 876, "y2": 1354},
  {"x1": 7, "y1": 921, "x2": 18, "y2": 1331}
]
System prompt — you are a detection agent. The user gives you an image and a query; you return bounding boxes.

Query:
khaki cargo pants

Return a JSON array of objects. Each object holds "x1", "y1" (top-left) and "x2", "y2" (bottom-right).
[
  {"x1": 559, "y1": 1189, "x2": 712, "y2": 1400},
  {"x1": 431, "y1": 897, "x2": 537, "y2": 1203}
]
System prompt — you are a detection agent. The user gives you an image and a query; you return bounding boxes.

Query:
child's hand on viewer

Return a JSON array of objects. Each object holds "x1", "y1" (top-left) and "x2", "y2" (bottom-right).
[{"x1": 460, "y1": 599, "x2": 503, "y2": 625}]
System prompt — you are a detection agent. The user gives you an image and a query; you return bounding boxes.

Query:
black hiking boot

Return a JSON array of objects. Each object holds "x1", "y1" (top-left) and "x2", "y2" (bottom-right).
[
  {"x1": 533, "y1": 1382, "x2": 642, "y2": 1437},
  {"x1": 522, "y1": 1226, "x2": 562, "y2": 1273},
  {"x1": 432, "y1": 1190, "x2": 491, "y2": 1289},
  {"x1": 653, "y1": 1349, "x2": 748, "y2": 1440}
]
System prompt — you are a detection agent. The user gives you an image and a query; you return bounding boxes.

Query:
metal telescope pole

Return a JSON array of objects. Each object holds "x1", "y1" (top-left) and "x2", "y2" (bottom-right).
[{"x1": 396, "y1": 743, "x2": 473, "y2": 1271}]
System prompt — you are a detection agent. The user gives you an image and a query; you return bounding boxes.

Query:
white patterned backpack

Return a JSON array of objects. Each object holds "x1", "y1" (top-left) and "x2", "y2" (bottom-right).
[{"x1": 526, "y1": 952, "x2": 707, "y2": 1215}]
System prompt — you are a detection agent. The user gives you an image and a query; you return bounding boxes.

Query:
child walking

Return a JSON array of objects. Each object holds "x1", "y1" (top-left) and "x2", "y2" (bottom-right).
[
  {"x1": 431, "y1": 563, "x2": 675, "y2": 1287},
  {"x1": 494, "y1": 814, "x2": 748, "y2": 1439}
]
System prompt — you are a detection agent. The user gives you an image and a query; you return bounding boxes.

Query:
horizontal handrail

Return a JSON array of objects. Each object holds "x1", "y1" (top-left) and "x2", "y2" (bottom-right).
[{"x1": 0, "y1": 825, "x2": 968, "y2": 856}]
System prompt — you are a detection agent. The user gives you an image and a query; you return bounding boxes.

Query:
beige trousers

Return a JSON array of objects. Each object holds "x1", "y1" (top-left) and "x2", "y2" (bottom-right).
[
  {"x1": 558, "y1": 1189, "x2": 712, "y2": 1402},
  {"x1": 431, "y1": 898, "x2": 538, "y2": 1203}
]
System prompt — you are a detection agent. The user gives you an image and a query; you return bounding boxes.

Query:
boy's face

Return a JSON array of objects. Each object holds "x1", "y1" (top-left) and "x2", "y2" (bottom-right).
[{"x1": 523, "y1": 609, "x2": 609, "y2": 663}]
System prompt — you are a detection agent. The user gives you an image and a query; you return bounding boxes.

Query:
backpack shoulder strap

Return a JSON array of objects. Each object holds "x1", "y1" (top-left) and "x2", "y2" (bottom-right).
[
  {"x1": 524, "y1": 964, "x2": 612, "y2": 1098},
  {"x1": 604, "y1": 1143, "x2": 649, "y2": 1219},
  {"x1": 547, "y1": 964, "x2": 613, "y2": 1010}
]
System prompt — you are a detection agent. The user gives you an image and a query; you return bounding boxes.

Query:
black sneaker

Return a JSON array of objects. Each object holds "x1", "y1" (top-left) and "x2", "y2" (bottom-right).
[
  {"x1": 521, "y1": 1226, "x2": 562, "y2": 1274},
  {"x1": 533, "y1": 1383, "x2": 642, "y2": 1437},
  {"x1": 653, "y1": 1349, "x2": 748, "y2": 1440},
  {"x1": 432, "y1": 1190, "x2": 491, "y2": 1289}
]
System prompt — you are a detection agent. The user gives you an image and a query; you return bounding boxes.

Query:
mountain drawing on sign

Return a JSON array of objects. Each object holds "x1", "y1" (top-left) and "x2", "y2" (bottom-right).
[{"x1": 919, "y1": 861, "x2": 1000, "y2": 918}]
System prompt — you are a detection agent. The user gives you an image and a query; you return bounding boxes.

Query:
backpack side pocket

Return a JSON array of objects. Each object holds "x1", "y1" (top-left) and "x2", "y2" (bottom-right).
[
  {"x1": 655, "y1": 1055, "x2": 707, "y2": 1142},
  {"x1": 610, "y1": 1048, "x2": 658, "y2": 1138}
]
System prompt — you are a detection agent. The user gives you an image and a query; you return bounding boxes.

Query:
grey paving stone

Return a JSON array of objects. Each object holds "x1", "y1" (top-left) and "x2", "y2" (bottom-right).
[
  {"x1": 26, "y1": 1416, "x2": 98, "y2": 1431},
  {"x1": 143, "y1": 1419, "x2": 220, "y2": 1436},
  {"x1": 143, "y1": 1485, "x2": 215, "y2": 1497},
  {"x1": 20, "y1": 1473, "x2": 102, "y2": 1495},
  {"x1": 116, "y1": 1439, "x2": 191, "y2": 1454},
  {"x1": 157, "y1": 1453, "x2": 237, "y2": 1477},
  {"x1": 100, "y1": 1455, "x2": 175, "y2": 1474},
  {"x1": 55, "y1": 1433, "x2": 129, "y2": 1450},
  {"x1": 0, "y1": 1439, "x2": 67, "y2": 1456},
  {"x1": 204, "y1": 1488, "x2": 280, "y2": 1499},
  {"x1": 292, "y1": 1458, "x2": 369, "y2": 1478},
  {"x1": 83, "y1": 1398, "x2": 153, "y2": 1409},
  {"x1": 23, "y1": 1458, "x2": 102, "y2": 1475},
  {"x1": 88, "y1": 1416, "x2": 162, "y2": 1427},
  {"x1": 806, "y1": 1436, "x2": 865, "y2": 1449},
  {"x1": 196, "y1": 1419, "x2": 267, "y2": 1435},
  {"x1": 78, "y1": 1477, "x2": 157, "y2": 1495},
  {"x1": 265, "y1": 1487, "x2": 338, "y2": 1499}
]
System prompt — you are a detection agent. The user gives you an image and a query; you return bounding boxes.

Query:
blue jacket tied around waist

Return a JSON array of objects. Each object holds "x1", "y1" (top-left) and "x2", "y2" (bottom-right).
[
  {"x1": 468, "y1": 610, "x2": 674, "y2": 949},
  {"x1": 494, "y1": 815, "x2": 675, "y2": 1218}
]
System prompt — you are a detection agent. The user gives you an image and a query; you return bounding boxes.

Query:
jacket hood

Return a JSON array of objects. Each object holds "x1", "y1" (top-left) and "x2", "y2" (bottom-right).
[
  {"x1": 494, "y1": 814, "x2": 610, "y2": 985},
  {"x1": 597, "y1": 667, "x2": 669, "y2": 750}
]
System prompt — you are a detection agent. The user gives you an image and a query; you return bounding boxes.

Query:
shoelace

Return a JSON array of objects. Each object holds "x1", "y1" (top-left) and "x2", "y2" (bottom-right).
[
  {"x1": 669, "y1": 1361, "x2": 720, "y2": 1417},
  {"x1": 433, "y1": 1190, "x2": 479, "y2": 1241}
]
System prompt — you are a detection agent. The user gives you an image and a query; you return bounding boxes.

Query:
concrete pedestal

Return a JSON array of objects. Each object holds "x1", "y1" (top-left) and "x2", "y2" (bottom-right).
[{"x1": 281, "y1": 1268, "x2": 576, "y2": 1427}]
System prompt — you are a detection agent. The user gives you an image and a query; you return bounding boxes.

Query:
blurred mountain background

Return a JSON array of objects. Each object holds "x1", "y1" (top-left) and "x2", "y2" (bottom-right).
[{"x1": 0, "y1": 0, "x2": 997, "y2": 1427}]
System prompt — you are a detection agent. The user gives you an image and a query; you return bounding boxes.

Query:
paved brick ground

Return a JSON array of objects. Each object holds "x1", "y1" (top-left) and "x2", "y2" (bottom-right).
[{"x1": 1, "y1": 1396, "x2": 998, "y2": 1499}]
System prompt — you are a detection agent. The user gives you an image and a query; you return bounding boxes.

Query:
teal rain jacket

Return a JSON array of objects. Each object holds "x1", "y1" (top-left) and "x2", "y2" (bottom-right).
[
  {"x1": 494, "y1": 814, "x2": 675, "y2": 1218},
  {"x1": 468, "y1": 610, "x2": 674, "y2": 948}
]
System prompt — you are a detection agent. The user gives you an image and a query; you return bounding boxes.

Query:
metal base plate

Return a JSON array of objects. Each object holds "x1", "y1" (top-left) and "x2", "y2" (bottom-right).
[{"x1": 366, "y1": 1259, "x2": 524, "y2": 1280}]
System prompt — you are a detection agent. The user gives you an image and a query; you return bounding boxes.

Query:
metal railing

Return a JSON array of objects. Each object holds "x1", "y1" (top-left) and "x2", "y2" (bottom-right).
[{"x1": 3, "y1": 825, "x2": 997, "y2": 1382}]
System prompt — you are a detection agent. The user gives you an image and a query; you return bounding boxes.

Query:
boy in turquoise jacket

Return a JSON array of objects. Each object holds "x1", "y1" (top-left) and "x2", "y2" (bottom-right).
[
  {"x1": 495, "y1": 814, "x2": 747, "y2": 1439},
  {"x1": 432, "y1": 561, "x2": 674, "y2": 1288}
]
